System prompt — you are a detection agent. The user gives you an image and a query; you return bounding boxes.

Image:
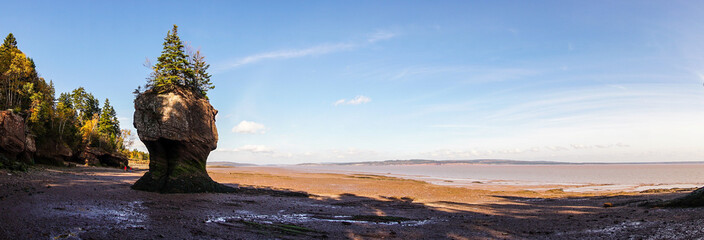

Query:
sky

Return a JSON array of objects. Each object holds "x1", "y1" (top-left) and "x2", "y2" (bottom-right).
[{"x1": 2, "y1": 1, "x2": 704, "y2": 164}]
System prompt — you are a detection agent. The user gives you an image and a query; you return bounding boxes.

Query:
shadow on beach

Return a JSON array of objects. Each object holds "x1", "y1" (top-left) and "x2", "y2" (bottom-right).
[{"x1": 1, "y1": 166, "x2": 704, "y2": 239}]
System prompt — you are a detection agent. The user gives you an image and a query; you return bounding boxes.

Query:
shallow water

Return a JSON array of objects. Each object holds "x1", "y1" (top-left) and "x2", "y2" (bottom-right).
[
  {"x1": 286, "y1": 163, "x2": 704, "y2": 187},
  {"x1": 205, "y1": 210, "x2": 433, "y2": 226}
]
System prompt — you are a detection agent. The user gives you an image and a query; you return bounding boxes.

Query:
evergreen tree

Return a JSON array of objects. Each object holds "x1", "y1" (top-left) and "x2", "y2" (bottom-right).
[
  {"x1": 57, "y1": 92, "x2": 73, "y2": 109},
  {"x1": 2, "y1": 33, "x2": 17, "y2": 49},
  {"x1": 145, "y1": 25, "x2": 214, "y2": 98},
  {"x1": 97, "y1": 98, "x2": 119, "y2": 137},
  {"x1": 70, "y1": 87, "x2": 100, "y2": 122},
  {"x1": 150, "y1": 25, "x2": 193, "y2": 93},
  {"x1": 188, "y1": 49, "x2": 214, "y2": 97}
]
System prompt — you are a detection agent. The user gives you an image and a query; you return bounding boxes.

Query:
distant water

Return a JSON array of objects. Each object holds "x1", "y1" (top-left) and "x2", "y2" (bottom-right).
[{"x1": 287, "y1": 164, "x2": 704, "y2": 186}]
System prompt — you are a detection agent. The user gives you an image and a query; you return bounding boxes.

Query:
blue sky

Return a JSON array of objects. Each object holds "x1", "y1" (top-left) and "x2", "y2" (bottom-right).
[{"x1": 2, "y1": 1, "x2": 704, "y2": 164}]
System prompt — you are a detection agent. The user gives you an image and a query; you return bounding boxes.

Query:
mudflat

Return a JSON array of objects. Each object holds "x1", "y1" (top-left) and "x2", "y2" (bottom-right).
[{"x1": 1, "y1": 165, "x2": 704, "y2": 239}]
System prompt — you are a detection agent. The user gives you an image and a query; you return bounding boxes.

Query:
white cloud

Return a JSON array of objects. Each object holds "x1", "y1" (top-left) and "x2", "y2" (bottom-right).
[
  {"x1": 430, "y1": 124, "x2": 481, "y2": 128},
  {"x1": 217, "y1": 30, "x2": 397, "y2": 70},
  {"x1": 418, "y1": 143, "x2": 635, "y2": 160},
  {"x1": 368, "y1": 30, "x2": 396, "y2": 43},
  {"x1": 330, "y1": 148, "x2": 379, "y2": 159},
  {"x1": 232, "y1": 120, "x2": 267, "y2": 134},
  {"x1": 571, "y1": 143, "x2": 630, "y2": 150},
  {"x1": 225, "y1": 43, "x2": 355, "y2": 68},
  {"x1": 333, "y1": 99, "x2": 346, "y2": 106},
  {"x1": 390, "y1": 65, "x2": 539, "y2": 81},
  {"x1": 334, "y1": 95, "x2": 371, "y2": 106},
  {"x1": 233, "y1": 145, "x2": 274, "y2": 154},
  {"x1": 208, "y1": 147, "x2": 387, "y2": 164},
  {"x1": 349, "y1": 95, "x2": 372, "y2": 105}
]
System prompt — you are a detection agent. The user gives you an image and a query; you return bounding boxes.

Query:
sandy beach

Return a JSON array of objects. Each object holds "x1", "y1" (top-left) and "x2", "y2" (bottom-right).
[{"x1": 2, "y1": 164, "x2": 704, "y2": 239}]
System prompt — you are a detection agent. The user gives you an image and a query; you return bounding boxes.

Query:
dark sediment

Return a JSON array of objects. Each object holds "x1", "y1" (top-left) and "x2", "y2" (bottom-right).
[{"x1": 653, "y1": 187, "x2": 704, "y2": 208}]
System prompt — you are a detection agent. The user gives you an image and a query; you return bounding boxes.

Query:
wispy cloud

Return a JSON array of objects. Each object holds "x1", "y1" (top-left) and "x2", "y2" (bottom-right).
[
  {"x1": 218, "y1": 30, "x2": 397, "y2": 70},
  {"x1": 330, "y1": 148, "x2": 379, "y2": 159},
  {"x1": 482, "y1": 83, "x2": 700, "y2": 124},
  {"x1": 334, "y1": 95, "x2": 371, "y2": 106},
  {"x1": 571, "y1": 143, "x2": 630, "y2": 150},
  {"x1": 390, "y1": 65, "x2": 539, "y2": 82},
  {"x1": 420, "y1": 143, "x2": 631, "y2": 159},
  {"x1": 210, "y1": 147, "x2": 384, "y2": 164},
  {"x1": 225, "y1": 43, "x2": 355, "y2": 68},
  {"x1": 430, "y1": 124, "x2": 481, "y2": 128},
  {"x1": 368, "y1": 30, "x2": 396, "y2": 43},
  {"x1": 232, "y1": 145, "x2": 274, "y2": 154},
  {"x1": 232, "y1": 120, "x2": 267, "y2": 134}
]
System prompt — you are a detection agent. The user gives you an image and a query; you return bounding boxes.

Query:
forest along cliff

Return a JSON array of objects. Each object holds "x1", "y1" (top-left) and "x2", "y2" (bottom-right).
[{"x1": 0, "y1": 33, "x2": 133, "y2": 169}]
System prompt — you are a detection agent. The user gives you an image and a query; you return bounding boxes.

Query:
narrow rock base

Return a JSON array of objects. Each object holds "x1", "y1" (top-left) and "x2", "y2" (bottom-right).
[{"x1": 132, "y1": 172, "x2": 236, "y2": 193}]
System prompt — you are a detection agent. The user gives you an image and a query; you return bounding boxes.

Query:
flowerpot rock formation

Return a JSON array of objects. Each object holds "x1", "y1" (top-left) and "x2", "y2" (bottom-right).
[{"x1": 131, "y1": 88, "x2": 234, "y2": 193}]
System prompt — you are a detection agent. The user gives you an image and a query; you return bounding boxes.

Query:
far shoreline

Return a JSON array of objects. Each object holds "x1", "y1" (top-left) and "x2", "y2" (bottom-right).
[{"x1": 206, "y1": 163, "x2": 704, "y2": 195}]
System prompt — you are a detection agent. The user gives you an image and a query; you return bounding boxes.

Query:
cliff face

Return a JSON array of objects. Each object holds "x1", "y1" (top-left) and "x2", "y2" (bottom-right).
[
  {"x1": 78, "y1": 147, "x2": 128, "y2": 168},
  {"x1": 34, "y1": 139, "x2": 72, "y2": 166},
  {"x1": 0, "y1": 110, "x2": 128, "y2": 168},
  {"x1": 0, "y1": 111, "x2": 34, "y2": 169},
  {"x1": 131, "y1": 88, "x2": 234, "y2": 193}
]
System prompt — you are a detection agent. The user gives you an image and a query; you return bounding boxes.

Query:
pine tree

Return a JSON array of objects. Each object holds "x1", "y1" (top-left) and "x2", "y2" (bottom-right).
[
  {"x1": 150, "y1": 25, "x2": 193, "y2": 93},
  {"x1": 97, "y1": 98, "x2": 119, "y2": 137},
  {"x1": 70, "y1": 87, "x2": 100, "y2": 122},
  {"x1": 145, "y1": 25, "x2": 214, "y2": 98},
  {"x1": 188, "y1": 49, "x2": 214, "y2": 97},
  {"x1": 1, "y1": 33, "x2": 17, "y2": 49}
]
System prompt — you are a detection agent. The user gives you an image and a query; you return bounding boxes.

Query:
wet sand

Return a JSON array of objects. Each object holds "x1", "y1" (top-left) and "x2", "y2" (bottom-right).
[{"x1": 1, "y1": 165, "x2": 704, "y2": 239}]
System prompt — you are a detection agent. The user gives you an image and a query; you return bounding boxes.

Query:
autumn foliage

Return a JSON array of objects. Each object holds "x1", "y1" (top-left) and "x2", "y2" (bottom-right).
[{"x1": 0, "y1": 33, "x2": 147, "y2": 162}]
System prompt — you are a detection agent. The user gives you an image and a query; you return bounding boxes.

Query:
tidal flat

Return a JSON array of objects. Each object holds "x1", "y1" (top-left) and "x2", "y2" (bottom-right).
[{"x1": 1, "y1": 164, "x2": 704, "y2": 239}]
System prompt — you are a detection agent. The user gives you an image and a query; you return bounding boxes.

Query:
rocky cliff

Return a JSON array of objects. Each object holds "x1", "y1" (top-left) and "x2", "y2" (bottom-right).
[
  {"x1": 34, "y1": 139, "x2": 73, "y2": 166},
  {"x1": 131, "y1": 88, "x2": 234, "y2": 193},
  {"x1": 78, "y1": 147, "x2": 129, "y2": 168},
  {"x1": 0, "y1": 110, "x2": 34, "y2": 170},
  {"x1": 0, "y1": 110, "x2": 127, "y2": 169}
]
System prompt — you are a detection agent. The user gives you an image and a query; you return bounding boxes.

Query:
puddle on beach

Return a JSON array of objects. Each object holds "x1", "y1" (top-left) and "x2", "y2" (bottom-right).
[
  {"x1": 205, "y1": 210, "x2": 433, "y2": 227},
  {"x1": 50, "y1": 200, "x2": 147, "y2": 238},
  {"x1": 51, "y1": 227, "x2": 85, "y2": 240},
  {"x1": 563, "y1": 183, "x2": 701, "y2": 193},
  {"x1": 553, "y1": 218, "x2": 704, "y2": 239}
]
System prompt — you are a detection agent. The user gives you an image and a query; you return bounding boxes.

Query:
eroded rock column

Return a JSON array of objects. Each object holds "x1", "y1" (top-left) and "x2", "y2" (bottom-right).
[{"x1": 131, "y1": 89, "x2": 234, "y2": 193}]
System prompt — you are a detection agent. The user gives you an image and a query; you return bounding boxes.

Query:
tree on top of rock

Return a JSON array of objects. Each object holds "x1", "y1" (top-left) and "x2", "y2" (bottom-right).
[
  {"x1": 150, "y1": 25, "x2": 193, "y2": 92},
  {"x1": 146, "y1": 25, "x2": 214, "y2": 98},
  {"x1": 188, "y1": 48, "x2": 214, "y2": 98}
]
